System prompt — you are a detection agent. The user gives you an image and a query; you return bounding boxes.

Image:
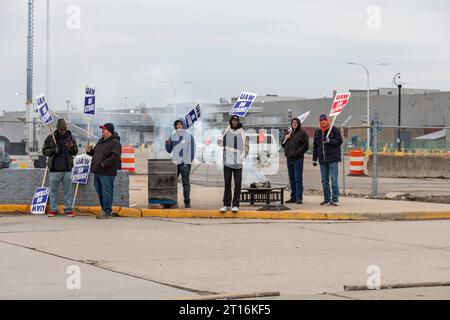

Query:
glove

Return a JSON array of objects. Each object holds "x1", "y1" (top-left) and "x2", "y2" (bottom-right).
[
  {"x1": 313, "y1": 161, "x2": 318, "y2": 167},
  {"x1": 325, "y1": 136, "x2": 330, "y2": 144}
]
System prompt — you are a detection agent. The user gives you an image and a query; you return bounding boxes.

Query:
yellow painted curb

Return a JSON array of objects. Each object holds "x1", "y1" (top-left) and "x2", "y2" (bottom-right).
[
  {"x1": 0, "y1": 204, "x2": 30, "y2": 213},
  {"x1": 1, "y1": 205, "x2": 450, "y2": 220}
]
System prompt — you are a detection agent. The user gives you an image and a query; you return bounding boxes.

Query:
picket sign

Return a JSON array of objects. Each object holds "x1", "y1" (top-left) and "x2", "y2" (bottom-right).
[
  {"x1": 71, "y1": 154, "x2": 92, "y2": 208},
  {"x1": 184, "y1": 104, "x2": 201, "y2": 129},
  {"x1": 282, "y1": 110, "x2": 311, "y2": 144},
  {"x1": 327, "y1": 92, "x2": 351, "y2": 138},
  {"x1": 31, "y1": 95, "x2": 57, "y2": 214},
  {"x1": 229, "y1": 91, "x2": 257, "y2": 117},
  {"x1": 30, "y1": 187, "x2": 50, "y2": 215}
]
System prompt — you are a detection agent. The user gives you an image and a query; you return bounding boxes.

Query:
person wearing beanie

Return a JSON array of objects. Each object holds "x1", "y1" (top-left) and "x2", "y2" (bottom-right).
[
  {"x1": 165, "y1": 119, "x2": 196, "y2": 208},
  {"x1": 42, "y1": 118, "x2": 78, "y2": 217},
  {"x1": 312, "y1": 113, "x2": 343, "y2": 206},
  {"x1": 217, "y1": 115, "x2": 248, "y2": 213},
  {"x1": 281, "y1": 117, "x2": 309, "y2": 204},
  {"x1": 86, "y1": 122, "x2": 122, "y2": 219}
]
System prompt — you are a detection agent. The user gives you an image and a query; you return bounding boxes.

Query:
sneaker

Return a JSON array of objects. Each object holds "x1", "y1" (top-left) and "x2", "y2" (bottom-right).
[
  {"x1": 296, "y1": 200, "x2": 303, "y2": 204},
  {"x1": 66, "y1": 211, "x2": 76, "y2": 217},
  {"x1": 47, "y1": 211, "x2": 57, "y2": 217},
  {"x1": 320, "y1": 201, "x2": 330, "y2": 206},
  {"x1": 330, "y1": 201, "x2": 339, "y2": 206},
  {"x1": 185, "y1": 202, "x2": 191, "y2": 208},
  {"x1": 286, "y1": 198, "x2": 295, "y2": 204},
  {"x1": 96, "y1": 211, "x2": 111, "y2": 219},
  {"x1": 231, "y1": 206, "x2": 239, "y2": 213},
  {"x1": 219, "y1": 206, "x2": 230, "y2": 213}
]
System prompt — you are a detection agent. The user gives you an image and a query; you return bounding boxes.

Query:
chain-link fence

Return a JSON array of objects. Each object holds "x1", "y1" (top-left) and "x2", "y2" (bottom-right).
[
  {"x1": 343, "y1": 124, "x2": 450, "y2": 200},
  {"x1": 1, "y1": 115, "x2": 449, "y2": 201}
]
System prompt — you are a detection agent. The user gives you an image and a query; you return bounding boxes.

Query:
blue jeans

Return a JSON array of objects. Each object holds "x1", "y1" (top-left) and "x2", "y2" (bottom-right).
[
  {"x1": 320, "y1": 162, "x2": 339, "y2": 203},
  {"x1": 94, "y1": 175, "x2": 115, "y2": 214},
  {"x1": 49, "y1": 171, "x2": 73, "y2": 213},
  {"x1": 287, "y1": 159, "x2": 304, "y2": 201}
]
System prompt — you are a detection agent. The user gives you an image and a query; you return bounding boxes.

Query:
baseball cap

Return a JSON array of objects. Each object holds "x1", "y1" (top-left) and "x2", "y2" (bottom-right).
[{"x1": 100, "y1": 123, "x2": 114, "y2": 133}]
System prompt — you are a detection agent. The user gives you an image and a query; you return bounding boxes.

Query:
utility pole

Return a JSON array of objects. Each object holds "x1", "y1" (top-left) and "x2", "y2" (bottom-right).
[{"x1": 26, "y1": 0, "x2": 34, "y2": 153}]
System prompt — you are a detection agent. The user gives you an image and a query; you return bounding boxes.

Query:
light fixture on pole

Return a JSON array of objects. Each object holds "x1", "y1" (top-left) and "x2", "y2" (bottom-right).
[{"x1": 347, "y1": 62, "x2": 388, "y2": 149}]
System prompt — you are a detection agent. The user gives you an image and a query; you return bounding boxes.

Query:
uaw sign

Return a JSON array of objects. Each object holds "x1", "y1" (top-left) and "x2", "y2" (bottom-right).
[
  {"x1": 71, "y1": 154, "x2": 92, "y2": 185},
  {"x1": 229, "y1": 91, "x2": 257, "y2": 117},
  {"x1": 35, "y1": 94, "x2": 53, "y2": 125},
  {"x1": 329, "y1": 92, "x2": 351, "y2": 117},
  {"x1": 31, "y1": 187, "x2": 50, "y2": 215},
  {"x1": 84, "y1": 87, "x2": 96, "y2": 115},
  {"x1": 184, "y1": 104, "x2": 201, "y2": 129}
]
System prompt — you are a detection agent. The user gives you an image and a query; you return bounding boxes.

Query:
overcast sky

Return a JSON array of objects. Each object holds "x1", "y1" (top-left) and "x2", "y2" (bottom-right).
[{"x1": 1, "y1": 0, "x2": 449, "y2": 111}]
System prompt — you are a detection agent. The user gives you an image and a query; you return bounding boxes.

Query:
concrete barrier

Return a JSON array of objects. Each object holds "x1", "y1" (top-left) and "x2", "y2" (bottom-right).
[
  {"x1": 0, "y1": 169, "x2": 129, "y2": 206},
  {"x1": 368, "y1": 155, "x2": 450, "y2": 178}
]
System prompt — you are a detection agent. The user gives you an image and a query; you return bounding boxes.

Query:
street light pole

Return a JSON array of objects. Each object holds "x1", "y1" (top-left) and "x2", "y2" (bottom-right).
[
  {"x1": 159, "y1": 81, "x2": 177, "y2": 121},
  {"x1": 347, "y1": 62, "x2": 388, "y2": 150},
  {"x1": 394, "y1": 73, "x2": 402, "y2": 151}
]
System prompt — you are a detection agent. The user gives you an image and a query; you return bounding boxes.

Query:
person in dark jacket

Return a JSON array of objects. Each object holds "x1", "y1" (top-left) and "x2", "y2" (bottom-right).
[
  {"x1": 312, "y1": 113, "x2": 343, "y2": 206},
  {"x1": 86, "y1": 123, "x2": 122, "y2": 219},
  {"x1": 165, "y1": 119, "x2": 196, "y2": 208},
  {"x1": 281, "y1": 117, "x2": 309, "y2": 204},
  {"x1": 42, "y1": 118, "x2": 78, "y2": 217}
]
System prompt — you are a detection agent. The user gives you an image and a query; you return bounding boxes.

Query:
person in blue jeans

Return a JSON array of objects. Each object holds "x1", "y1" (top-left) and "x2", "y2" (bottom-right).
[
  {"x1": 86, "y1": 123, "x2": 122, "y2": 219},
  {"x1": 281, "y1": 118, "x2": 309, "y2": 204},
  {"x1": 42, "y1": 118, "x2": 78, "y2": 217},
  {"x1": 312, "y1": 113, "x2": 343, "y2": 206}
]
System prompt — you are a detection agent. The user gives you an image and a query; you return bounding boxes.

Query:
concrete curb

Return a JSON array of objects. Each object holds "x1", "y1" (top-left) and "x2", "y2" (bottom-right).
[{"x1": 1, "y1": 204, "x2": 450, "y2": 221}]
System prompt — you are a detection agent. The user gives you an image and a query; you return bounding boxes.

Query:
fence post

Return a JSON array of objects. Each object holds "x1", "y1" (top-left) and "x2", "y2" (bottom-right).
[{"x1": 371, "y1": 110, "x2": 379, "y2": 198}]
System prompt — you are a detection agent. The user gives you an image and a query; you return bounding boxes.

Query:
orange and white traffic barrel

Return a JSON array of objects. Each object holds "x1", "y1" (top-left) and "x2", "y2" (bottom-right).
[
  {"x1": 121, "y1": 146, "x2": 135, "y2": 173},
  {"x1": 349, "y1": 149, "x2": 365, "y2": 176}
]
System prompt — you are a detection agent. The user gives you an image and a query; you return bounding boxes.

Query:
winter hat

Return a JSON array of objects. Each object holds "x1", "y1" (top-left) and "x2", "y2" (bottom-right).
[
  {"x1": 57, "y1": 118, "x2": 67, "y2": 130},
  {"x1": 319, "y1": 113, "x2": 330, "y2": 133}
]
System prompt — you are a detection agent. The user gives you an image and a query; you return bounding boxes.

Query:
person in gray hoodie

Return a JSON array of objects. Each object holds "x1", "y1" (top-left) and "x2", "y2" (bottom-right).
[
  {"x1": 218, "y1": 115, "x2": 248, "y2": 213},
  {"x1": 165, "y1": 119, "x2": 196, "y2": 208}
]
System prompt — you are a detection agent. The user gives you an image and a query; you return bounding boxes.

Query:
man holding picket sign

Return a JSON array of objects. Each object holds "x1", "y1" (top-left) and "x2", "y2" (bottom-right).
[
  {"x1": 42, "y1": 118, "x2": 79, "y2": 217},
  {"x1": 217, "y1": 92, "x2": 255, "y2": 213},
  {"x1": 165, "y1": 104, "x2": 200, "y2": 208},
  {"x1": 312, "y1": 92, "x2": 349, "y2": 206},
  {"x1": 281, "y1": 112, "x2": 310, "y2": 204}
]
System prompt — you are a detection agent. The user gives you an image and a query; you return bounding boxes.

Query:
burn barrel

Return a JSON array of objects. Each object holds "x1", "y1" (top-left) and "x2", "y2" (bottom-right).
[{"x1": 148, "y1": 159, "x2": 178, "y2": 208}]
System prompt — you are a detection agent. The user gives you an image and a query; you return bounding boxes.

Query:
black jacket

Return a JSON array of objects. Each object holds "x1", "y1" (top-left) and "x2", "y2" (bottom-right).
[
  {"x1": 281, "y1": 125, "x2": 309, "y2": 160},
  {"x1": 42, "y1": 130, "x2": 78, "y2": 172},
  {"x1": 313, "y1": 127, "x2": 343, "y2": 164},
  {"x1": 87, "y1": 132, "x2": 122, "y2": 176}
]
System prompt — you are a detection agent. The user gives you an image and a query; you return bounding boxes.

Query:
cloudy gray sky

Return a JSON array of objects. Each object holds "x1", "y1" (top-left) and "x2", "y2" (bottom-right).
[{"x1": 1, "y1": 0, "x2": 449, "y2": 111}]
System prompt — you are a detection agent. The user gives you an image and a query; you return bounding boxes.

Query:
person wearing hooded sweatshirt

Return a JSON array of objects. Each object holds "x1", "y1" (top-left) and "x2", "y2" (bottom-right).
[
  {"x1": 42, "y1": 118, "x2": 78, "y2": 217},
  {"x1": 313, "y1": 113, "x2": 343, "y2": 206},
  {"x1": 165, "y1": 119, "x2": 196, "y2": 208},
  {"x1": 86, "y1": 123, "x2": 122, "y2": 219},
  {"x1": 281, "y1": 118, "x2": 309, "y2": 204},
  {"x1": 218, "y1": 115, "x2": 248, "y2": 213}
]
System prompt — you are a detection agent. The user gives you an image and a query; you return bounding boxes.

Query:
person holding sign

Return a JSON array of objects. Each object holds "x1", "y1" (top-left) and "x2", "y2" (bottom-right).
[
  {"x1": 312, "y1": 114, "x2": 343, "y2": 206},
  {"x1": 281, "y1": 118, "x2": 309, "y2": 204},
  {"x1": 165, "y1": 119, "x2": 196, "y2": 208},
  {"x1": 217, "y1": 115, "x2": 248, "y2": 213},
  {"x1": 42, "y1": 118, "x2": 78, "y2": 217},
  {"x1": 86, "y1": 123, "x2": 122, "y2": 219}
]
